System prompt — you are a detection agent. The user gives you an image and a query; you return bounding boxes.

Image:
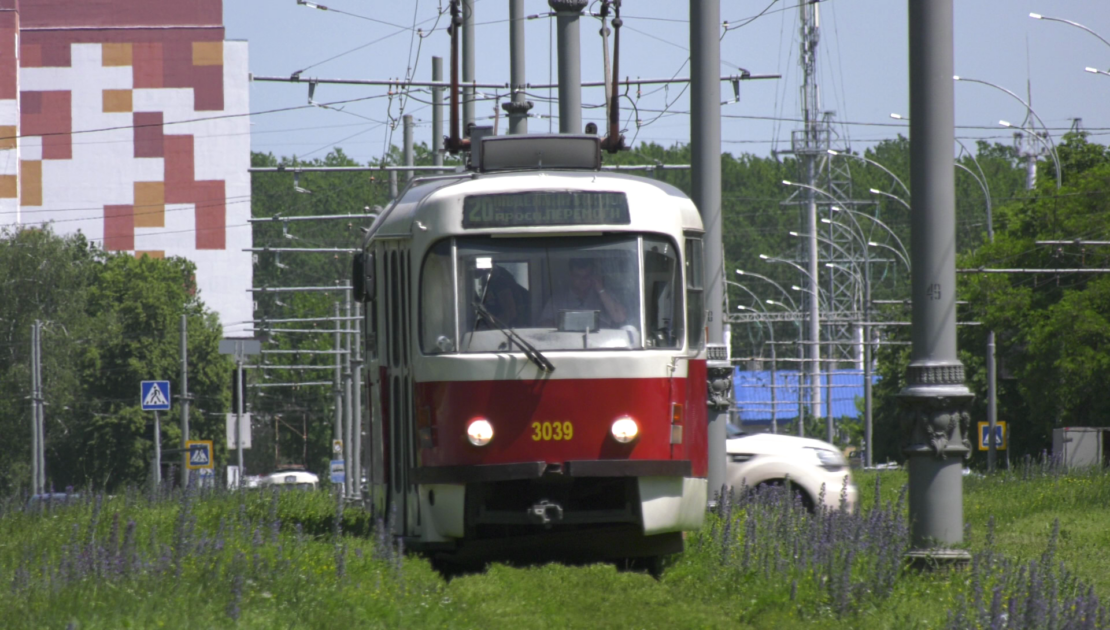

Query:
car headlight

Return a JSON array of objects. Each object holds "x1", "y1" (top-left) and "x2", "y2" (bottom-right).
[
  {"x1": 806, "y1": 447, "x2": 846, "y2": 471},
  {"x1": 611, "y1": 417, "x2": 639, "y2": 443},
  {"x1": 466, "y1": 419, "x2": 494, "y2": 446}
]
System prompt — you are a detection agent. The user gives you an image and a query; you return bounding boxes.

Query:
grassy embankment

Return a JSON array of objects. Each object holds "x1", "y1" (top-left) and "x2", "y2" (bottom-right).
[{"x1": 1, "y1": 464, "x2": 1108, "y2": 629}]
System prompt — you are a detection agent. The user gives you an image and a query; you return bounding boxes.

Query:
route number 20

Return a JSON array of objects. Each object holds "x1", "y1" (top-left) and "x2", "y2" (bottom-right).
[{"x1": 531, "y1": 421, "x2": 573, "y2": 441}]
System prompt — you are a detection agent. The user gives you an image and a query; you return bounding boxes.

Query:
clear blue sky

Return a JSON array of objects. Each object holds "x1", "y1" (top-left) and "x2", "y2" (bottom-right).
[{"x1": 226, "y1": 0, "x2": 1110, "y2": 165}]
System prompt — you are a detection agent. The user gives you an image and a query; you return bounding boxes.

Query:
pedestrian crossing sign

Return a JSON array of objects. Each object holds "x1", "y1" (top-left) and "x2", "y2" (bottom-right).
[
  {"x1": 141, "y1": 381, "x2": 171, "y2": 411},
  {"x1": 977, "y1": 421, "x2": 1007, "y2": 451},
  {"x1": 186, "y1": 441, "x2": 214, "y2": 469}
]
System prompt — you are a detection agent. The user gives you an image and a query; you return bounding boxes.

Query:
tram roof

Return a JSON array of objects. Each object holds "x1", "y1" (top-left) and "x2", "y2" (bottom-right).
[{"x1": 363, "y1": 169, "x2": 703, "y2": 244}]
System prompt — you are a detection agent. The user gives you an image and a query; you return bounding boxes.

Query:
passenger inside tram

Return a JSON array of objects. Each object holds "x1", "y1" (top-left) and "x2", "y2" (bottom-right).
[
  {"x1": 484, "y1": 265, "x2": 530, "y2": 327},
  {"x1": 538, "y1": 258, "x2": 628, "y2": 329}
]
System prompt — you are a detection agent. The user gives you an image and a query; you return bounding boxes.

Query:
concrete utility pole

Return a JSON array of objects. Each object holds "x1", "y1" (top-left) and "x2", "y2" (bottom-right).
[
  {"x1": 344, "y1": 293, "x2": 354, "y2": 497},
  {"x1": 30, "y1": 322, "x2": 41, "y2": 494},
  {"x1": 550, "y1": 0, "x2": 587, "y2": 134},
  {"x1": 986, "y1": 203, "x2": 998, "y2": 472},
  {"x1": 403, "y1": 114, "x2": 414, "y2": 182},
  {"x1": 690, "y1": 0, "x2": 727, "y2": 499},
  {"x1": 863, "y1": 255, "x2": 874, "y2": 468},
  {"x1": 461, "y1": 0, "x2": 476, "y2": 134},
  {"x1": 236, "y1": 357, "x2": 245, "y2": 482},
  {"x1": 180, "y1": 314, "x2": 190, "y2": 487},
  {"x1": 353, "y1": 302, "x2": 363, "y2": 501},
  {"x1": 432, "y1": 56, "x2": 444, "y2": 167},
  {"x1": 333, "y1": 301, "x2": 343, "y2": 482},
  {"x1": 504, "y1": 0, "x2": 532, "y2": 135},
  {"x1": 904, "y1": 0, "x2": 972, "y2": 566},
  {"x1": 36, "y1": 323, "x2": 45, "y2": 491}
]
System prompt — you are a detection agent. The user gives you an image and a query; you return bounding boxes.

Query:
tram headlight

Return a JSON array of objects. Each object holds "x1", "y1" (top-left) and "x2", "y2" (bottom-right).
[
  {"x1": 466, "y1": 419, "x2": 494, "y2": 446},
  {"x1": 610, "y1": 417, "x2": 639, "y2": 443}
]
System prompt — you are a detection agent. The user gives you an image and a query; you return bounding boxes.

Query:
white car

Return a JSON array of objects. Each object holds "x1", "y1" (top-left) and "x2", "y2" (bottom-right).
[
  {"x1": 258, "y1": 470, "x2": 319, "y2": 491},
  {"x1": 724, "y1": 425, "x2": 858, "y2": 512}
]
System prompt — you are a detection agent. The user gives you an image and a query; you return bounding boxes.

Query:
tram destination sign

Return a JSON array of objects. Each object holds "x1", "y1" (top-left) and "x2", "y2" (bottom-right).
[{"x1": 463, "y1": 191, "x2": 630, "y2": 229}]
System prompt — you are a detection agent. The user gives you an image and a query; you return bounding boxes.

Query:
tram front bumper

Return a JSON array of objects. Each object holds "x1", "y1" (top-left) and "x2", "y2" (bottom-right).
[{"x1": 413, "y1": 460, "x2": 706, "y2": 541}]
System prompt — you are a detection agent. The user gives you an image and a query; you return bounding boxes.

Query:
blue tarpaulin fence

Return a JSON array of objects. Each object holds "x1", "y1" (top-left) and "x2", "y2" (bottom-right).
[{"x1": 732, "y1": 369, "x2": 880, "y2": 425}]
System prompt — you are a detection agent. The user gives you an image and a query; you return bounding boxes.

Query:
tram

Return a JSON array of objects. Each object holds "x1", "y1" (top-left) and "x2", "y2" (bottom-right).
[{"x1": 353, "y1": 134, "x2": 708, "y2": 565}]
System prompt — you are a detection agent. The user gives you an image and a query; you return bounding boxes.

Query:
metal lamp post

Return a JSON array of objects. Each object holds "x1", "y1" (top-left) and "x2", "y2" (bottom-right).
[
  {"x1": 827, "y1": 149, "x2": 911, "y2": 197},
  {"x1": 728, "y1": 282, "x2": 780, "y2": 434},
  {"x1": 736, "y1": 269, "x2": 797, "y2": 308},
  {"x1": 757, "y1": 254, "x2": 821, "y2": 425},
  {"x1": 765, "y1": 299, "x2": 807, "y2": 436},
  {"x1": 1030, "y1": 13, "x2": 1110, "y2": 50},
  {"x1": 869, "y1": 187, "x2": 912, "y2": 212},
  {"x1": 953, "y1": 75, "x2": 1062, "y2": 189},
  {"x1": 904, "y1": 0, "x2": 972, "y2": 567}
]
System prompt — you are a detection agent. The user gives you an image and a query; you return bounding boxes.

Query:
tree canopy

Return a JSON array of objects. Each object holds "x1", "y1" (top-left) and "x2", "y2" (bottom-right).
[{"x1": 0, "y1": 227, "x2": 230, "y2": 493}]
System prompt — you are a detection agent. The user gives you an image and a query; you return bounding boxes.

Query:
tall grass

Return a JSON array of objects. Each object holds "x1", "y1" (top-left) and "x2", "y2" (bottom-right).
[
  {"x1": 1, "y1": 461, "x2": 1109, "y2": 629},
  {"x1": 0, "y1": 485, "x2": 427, "y2": 628}
]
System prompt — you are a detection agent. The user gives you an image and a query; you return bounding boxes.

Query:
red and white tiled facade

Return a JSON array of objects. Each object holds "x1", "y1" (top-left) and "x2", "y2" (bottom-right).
[{"x1": 0, "y1": 0, "x2": 251, "y2": 333}]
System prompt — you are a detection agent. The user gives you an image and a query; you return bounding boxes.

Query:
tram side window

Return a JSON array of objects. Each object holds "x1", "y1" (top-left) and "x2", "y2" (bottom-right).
[
  {"x1": 685, "y1": 236, "x2": 705, "y2": 350},
  {"x1": 420, "y1": 240, "x2": 456, "y2": 354},
  {"x1": 643, "y1": 236, "x2": 683, "y2": 348}
]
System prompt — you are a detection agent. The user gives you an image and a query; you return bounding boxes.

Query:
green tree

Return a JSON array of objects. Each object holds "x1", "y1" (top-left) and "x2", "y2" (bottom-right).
[
  {"x1": 960, "y1": 133, "x2": 1110, "y2": 457},
  {"x1": 0, "y1": 227, "x2": 230, "y2": 492}
]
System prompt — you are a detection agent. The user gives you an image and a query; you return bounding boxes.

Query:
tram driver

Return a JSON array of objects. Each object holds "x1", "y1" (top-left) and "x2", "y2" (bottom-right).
[
  {"x1": 539, "y1": 258, "x2": 628, "y2": 329},
  {"x1": 484, "y1": 265, "x2": 529, "y2": 327}
]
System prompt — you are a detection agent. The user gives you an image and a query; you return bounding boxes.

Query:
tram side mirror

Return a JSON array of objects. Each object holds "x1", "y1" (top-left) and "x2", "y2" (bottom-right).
[{"x1": 352, "y1": 252, "x2": 375, "y2": 302}]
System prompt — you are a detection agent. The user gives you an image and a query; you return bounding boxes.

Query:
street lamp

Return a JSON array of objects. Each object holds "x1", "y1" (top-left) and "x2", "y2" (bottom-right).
[
  {"x1": 823, "y1": 216, "x2": 911, "y2": 272},
  {"x1": 953, "y1": 75, "x2": 1062, "y2": 189},
  {"x1": 828, "y1": 149, "x2": 910, "y2": 197},
  {"x1": 867, "y1": 241, "x2": 910, "y2": 271},
  {"x1": 869, "y1": 187, "x2": 911, "y2": 212},
  {"x1": 759, "y1": 254, "x2": 817, "y2": 285},
  {"x1": 783, "y1": 180, "x2": 908, "y2": 261},
  {"x1": 782, "y1": 178, "x2": 825, "y2": 422},
  {"x1": 1086, "y1": 67, "x2": 1110, "y2": 78},
  {"x1": 729, "y1": 285, "x2": 781, "y2": 434},
  {"x1": 828, "y1": 207, "x2": 910, "y2": 269},
  {"x1": 821, "y1": 263, "x2": 863, "y2": 304},
  {"x1": 788, "y1": 231, "x2": 860, "y2": 270},
  {"x1": 791, "y1": 284, "x2": 830, "y2": 309},
  {"x1": 1030, "y1": 13, "x2": 1110, "y2": 50},
  {"x1": 998, "y1": 119, "x2": 1064, "y2": 190},
  {"x1": 765, "y1": 298, "x2": 807, "y2": 437},
  {"x1": 735, "y1": 269, "x2": 797, "y2": 309}
]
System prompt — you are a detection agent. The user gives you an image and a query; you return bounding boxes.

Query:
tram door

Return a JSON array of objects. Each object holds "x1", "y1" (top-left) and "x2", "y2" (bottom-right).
[
  {"x1": 377, "y1": 241, "x2": 419, "y2": 535},
  {"x1": 365, "y1": 248, "x2": 385, "y2": 519}
]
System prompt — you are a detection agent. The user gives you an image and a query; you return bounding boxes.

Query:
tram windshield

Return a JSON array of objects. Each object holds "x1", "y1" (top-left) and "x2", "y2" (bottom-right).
[{"x1": 421, "y1": 235, "x2": 685, "y2": 354}]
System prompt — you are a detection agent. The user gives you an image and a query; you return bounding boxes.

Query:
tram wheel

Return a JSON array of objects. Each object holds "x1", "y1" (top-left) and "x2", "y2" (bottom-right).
[{"x1": 615, "y1": 555, "x2": 665, "y2": 579}]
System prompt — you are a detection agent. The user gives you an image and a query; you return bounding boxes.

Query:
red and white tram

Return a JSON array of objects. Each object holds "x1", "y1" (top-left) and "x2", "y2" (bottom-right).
[{"x1": 353, "y1": 135, "x2": 708, "y2": 565}]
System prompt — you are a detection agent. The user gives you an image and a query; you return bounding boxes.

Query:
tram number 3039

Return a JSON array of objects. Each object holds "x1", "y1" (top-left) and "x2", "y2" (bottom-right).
[{"x1": 531, "y1": 421, "x2": 574, "y2": 441}]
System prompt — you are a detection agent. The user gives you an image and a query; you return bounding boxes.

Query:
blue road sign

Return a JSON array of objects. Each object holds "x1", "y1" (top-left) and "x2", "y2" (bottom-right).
[
  {"x1": 141, "y1": 381, "x2": 171, "y2": 411},
  {"x1": 977, "y1": 421, "x2": 1007, "y2": 451},
  {"x1": 186, "y1": 440, "x2": 214, "y2": 470},
  {"x1": 330, "y1": 460, "x2": 345, "y2": 484}
]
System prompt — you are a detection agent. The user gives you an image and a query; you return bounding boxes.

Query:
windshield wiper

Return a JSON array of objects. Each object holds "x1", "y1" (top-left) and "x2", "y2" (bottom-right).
[{"x1": 473, "y1": 302, "x2": 555, "y2": 372}]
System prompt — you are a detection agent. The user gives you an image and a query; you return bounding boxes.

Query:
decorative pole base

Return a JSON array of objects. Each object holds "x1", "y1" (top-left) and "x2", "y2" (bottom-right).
[
  {"x1": 905, "y1": 548, "x2": 971, "y2": 571},
  {"x1": 899, "y1": 365, "x2": 974, "y2": 569}
]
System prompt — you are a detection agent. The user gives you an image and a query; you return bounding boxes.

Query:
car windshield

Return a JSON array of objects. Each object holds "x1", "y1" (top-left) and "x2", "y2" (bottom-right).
[{"x1": 421, "y1": 234, "x2": 684, "y2": 353}]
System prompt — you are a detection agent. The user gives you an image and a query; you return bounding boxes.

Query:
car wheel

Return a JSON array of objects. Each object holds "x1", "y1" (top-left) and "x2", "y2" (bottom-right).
[{"x1": 755, "y1": 479, "x2": 815, "y2": 513}]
